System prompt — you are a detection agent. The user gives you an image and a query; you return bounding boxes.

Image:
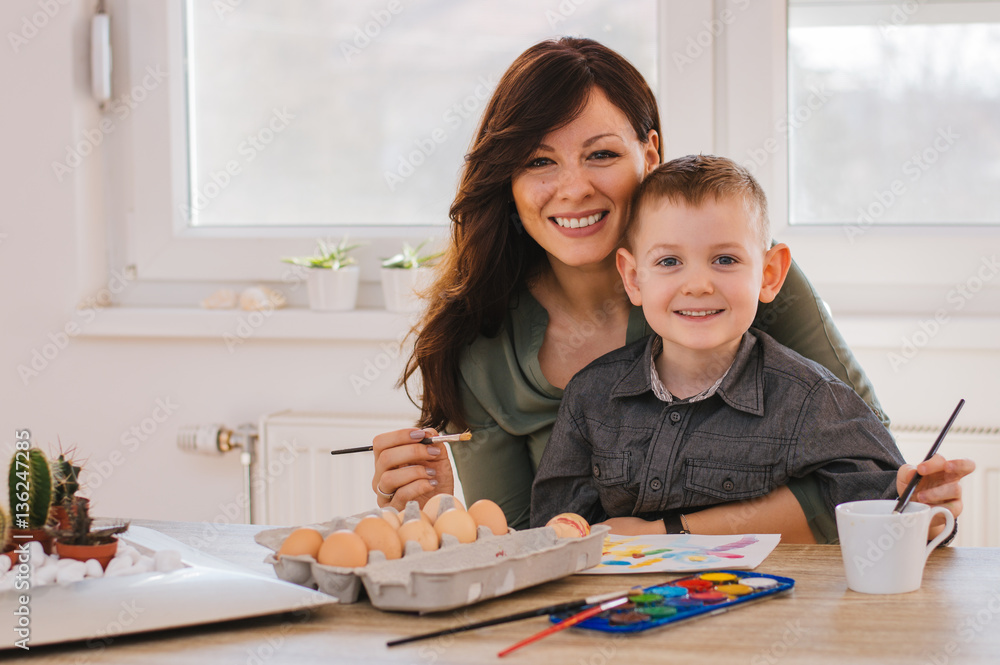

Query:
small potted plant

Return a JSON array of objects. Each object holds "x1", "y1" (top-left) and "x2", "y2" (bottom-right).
[
  {"x1": 380, "y1": 240, "x2": 442, "y2": 313},
  {"x1": 7, "y1": 447, "x2": 54, "y2": 553},
  {"x1": 0, "y1": 506, "x2": 10, "y2": 561},
  {"x1": 49, "y1": 449, "x2": 83, "y2": 529},
  {"x1": 281, "y1": 237, "x2": 365, "y2": 311},
  {"x1": 49, "y1": 496, "x2": 129, "y2": 569}
]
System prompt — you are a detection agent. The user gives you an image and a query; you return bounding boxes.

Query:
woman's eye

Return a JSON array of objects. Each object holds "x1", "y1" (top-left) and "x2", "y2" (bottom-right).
[
  {"x1": 526, "y1": 157, "x2": 554, "y2": 168},
  {"x1": 715, "y1": 255, "x2": 738, "y2": 265},
  {"x1": 658, "y1": 257, "x2": 679, "y2": 267},
  {"x1": 589, "y1": 150, "x2": 620, "y2": 161}
]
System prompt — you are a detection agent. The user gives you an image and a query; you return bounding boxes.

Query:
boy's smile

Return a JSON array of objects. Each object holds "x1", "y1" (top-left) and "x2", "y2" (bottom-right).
[{"x1": 617, "y1": 196, "x2": 789, "y2": 393}]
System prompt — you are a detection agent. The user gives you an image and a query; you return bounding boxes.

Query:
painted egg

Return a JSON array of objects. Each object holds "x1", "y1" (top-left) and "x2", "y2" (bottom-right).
[
  {"x1": 434, "y1": 508, "x2": 478, "y2": 544},
  {"x1": 422, "y1": 494, "x2": 466, "y2": 523},
  {"x1": 354, "y1": 516, "x2": 402, "y2": 560},
  {"x1": 397, "y1": 519, "x2": 440, "y2": 552},
  {"x1": 316, "y1": 530, "x2": 368, "y2": 568},
  {"x1": 467, "y1": 499, "x2": 508, "y2": 536},
  {"x1": 545, "y1": 513, "x2": 591, "y2": 538},
  {"x1": 277, "y1": 527, "x2": 323, "y2": 559}
]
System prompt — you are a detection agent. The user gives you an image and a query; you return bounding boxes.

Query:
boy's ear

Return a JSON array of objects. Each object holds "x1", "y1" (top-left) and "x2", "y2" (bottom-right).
[
  {"x1": 759, "y1": 243, "x2": 791, "y2": 304},
  {"x1": 616, "y1": 247, "x2": 644, "y2": 306}
]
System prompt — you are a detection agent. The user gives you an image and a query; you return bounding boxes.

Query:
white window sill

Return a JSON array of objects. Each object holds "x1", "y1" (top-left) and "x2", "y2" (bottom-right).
[{"x1": 78, "y1": 307, "x2": 416, "y2": 343}]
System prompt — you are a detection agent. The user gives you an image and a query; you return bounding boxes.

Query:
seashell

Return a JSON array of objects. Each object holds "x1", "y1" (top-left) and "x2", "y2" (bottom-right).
[
  {"x1": 239, "y1": 285, "x2": 287, "y2": 311},
  {"x1": 201, "y1": 288, "x2": 237, "y2": 309}
]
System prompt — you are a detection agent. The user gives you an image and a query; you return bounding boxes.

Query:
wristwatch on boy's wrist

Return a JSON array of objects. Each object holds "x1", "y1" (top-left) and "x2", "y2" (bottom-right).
[{"x1": 663, "y1": 513, "x2": 690, "y2": 534}]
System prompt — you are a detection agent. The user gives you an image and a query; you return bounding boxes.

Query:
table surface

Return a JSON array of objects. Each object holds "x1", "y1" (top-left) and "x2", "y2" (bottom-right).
[{"x1": 9, "y1": 520, "x2": 1000, "y2": 665}]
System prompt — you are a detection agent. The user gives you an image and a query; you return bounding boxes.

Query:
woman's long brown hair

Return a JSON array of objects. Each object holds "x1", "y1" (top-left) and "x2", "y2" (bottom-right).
[{"x1": 402, "y1": 37, "x2": 661, "y2": 431}]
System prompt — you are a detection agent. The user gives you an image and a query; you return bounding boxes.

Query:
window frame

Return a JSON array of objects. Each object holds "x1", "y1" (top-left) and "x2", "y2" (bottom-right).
[
  {"x1": 659, "y1": 0, "x2": 1000, "y2": 315},
  {"x1": 105, "y1": 0, "x2": 1000, "y2": 315}
]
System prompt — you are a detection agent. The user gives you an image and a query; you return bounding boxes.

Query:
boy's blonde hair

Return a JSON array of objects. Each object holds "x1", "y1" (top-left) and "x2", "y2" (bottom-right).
[{"x1": 624, "y1": 154, "x2": 770, "y2": 251}]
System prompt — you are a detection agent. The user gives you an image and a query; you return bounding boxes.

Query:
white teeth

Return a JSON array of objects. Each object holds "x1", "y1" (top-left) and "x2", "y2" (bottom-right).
[
  {"x1": 677, "y1": 310, "x2": 722, "y2": 317},
  {"x1": 554, "y1": 212, "x2": 603, "y2": 229}
]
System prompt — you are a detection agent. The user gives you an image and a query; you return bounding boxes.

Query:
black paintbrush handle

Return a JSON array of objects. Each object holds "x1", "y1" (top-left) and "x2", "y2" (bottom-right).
[
  {"x1": 386, "y1": 599, "x2": 588, "y2": 647},
  {"x1": 329, "y1": 445, "x2": 374, "y2": 455},
  {"x1": 893, "y1": 398, "x2": 964, "y2": 513}
]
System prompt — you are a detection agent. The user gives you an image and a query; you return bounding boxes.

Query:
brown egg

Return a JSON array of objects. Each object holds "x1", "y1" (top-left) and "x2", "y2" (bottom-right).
[
  {"x1": 422, "y1": 494, "x2": 465, "y2": 523},
  {"x1": 316, "y1": 530, "x2": 369, "y2": 568},
  {"x1": 546, "y1": 513, "x2": 591, "y2": 538},
  {"x1": 354, "y1": 516, "x2": 402, "y2": 560},
  {"x1": 381, "y1": 509, "x2": 402, "y2": 529},
  {"x1": 434, "y1": 508, "x2": 478, "y2": 544},
  {"x1": 467, "y1": 499, "x2": 508, "y2": 536},
  {"x1": 277, "y1": 527, "x2": 323, "y2": 559},
  {"x1": 397, "y1": 519, "x2": 440, "y2": 552}
]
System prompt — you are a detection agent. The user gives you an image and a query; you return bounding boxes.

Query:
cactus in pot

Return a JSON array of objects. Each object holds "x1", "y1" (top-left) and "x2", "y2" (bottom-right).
[
  {"x1": 0, "y1": 506, "x2": 9, "y2": 552},
  {"x1": 50, "y1": 452, "x2": 82, "y2": 529},
  {"x1": 7, "y1": 447, "x2": 54, "y2": 553},
  {"x1": 8, "y1": 448, "x2": 52, "y2": 529}
]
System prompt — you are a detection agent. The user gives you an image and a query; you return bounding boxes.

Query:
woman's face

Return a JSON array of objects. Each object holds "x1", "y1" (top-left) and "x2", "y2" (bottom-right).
[{"x1": 511, "y1": 87, "x2": 659, "y2": 272}]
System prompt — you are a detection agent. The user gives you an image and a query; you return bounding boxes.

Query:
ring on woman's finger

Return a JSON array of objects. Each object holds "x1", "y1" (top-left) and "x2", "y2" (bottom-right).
[{"x1": 375, "y1": 483, "x2": 395, "y2": 500}]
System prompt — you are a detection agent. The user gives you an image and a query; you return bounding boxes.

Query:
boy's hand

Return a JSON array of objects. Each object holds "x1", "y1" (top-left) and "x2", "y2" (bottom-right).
[
  {"x1": 597, "y1": 517, "x2": 667, "y2": 535},
  {"x1": 895, "y1": 454, "x2": 975, "y2": 539}
]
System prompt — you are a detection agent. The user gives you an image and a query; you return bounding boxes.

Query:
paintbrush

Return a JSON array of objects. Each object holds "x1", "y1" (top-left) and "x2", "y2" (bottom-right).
[
  {"x1": 497, "y1": 595, "x2": 630, "y2": 657},
  {"x1": 330, "y1": 431, "x2": 471, "y2": 456},
  {"x1": 386, "y1": 588, "x2": 636, "y2": 647},
  {"x1": 893, "y1": 398, "x2": 964, "y2": 514}
]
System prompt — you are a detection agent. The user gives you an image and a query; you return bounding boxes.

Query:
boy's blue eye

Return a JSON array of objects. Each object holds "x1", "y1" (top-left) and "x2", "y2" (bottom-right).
[
  {"x1": 715, "y1": 255, "x2": 737, "y2": 265},
  {"x1": 658, "y1": 257, "x2": 679, "y2": 267}
]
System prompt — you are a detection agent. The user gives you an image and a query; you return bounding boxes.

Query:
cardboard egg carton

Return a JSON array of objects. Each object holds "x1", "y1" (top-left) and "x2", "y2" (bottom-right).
[{"x1": 255, "y1": 505, "x2": 609, "y2": 613}]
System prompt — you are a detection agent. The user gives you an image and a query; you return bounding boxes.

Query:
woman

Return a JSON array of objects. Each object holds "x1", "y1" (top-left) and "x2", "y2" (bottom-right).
[{"x1": 372, "y1": 38, "x2": 972, "y2": 542}]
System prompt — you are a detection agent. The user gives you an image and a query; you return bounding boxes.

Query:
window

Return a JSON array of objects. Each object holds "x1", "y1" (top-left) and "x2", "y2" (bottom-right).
[
  {"x1": 107, "y1": 0, "x2": 658, "y2": 290},
  {"x1": 788, "y1": 3, "x2": 1000, "y2": 226}
]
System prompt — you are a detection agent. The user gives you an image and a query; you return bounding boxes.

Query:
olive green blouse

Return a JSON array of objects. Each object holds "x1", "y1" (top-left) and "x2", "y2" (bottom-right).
[{"x1": 449, "y1": 258, "x2": 889, "y2": 542}]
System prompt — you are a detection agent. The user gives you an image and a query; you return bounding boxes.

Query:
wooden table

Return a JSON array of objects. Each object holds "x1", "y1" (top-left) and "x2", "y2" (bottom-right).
[{"x1": 9, "y1": 520, "x2": 1000, "y2": 664}]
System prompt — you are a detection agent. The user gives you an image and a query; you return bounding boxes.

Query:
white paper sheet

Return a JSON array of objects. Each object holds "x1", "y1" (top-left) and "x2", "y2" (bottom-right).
[{"x1": 578, "y1": 533, "x2": 781, "y2": 574}]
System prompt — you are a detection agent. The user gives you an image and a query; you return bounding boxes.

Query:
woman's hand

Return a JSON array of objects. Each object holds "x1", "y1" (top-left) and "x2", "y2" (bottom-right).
[
  {"x1": 896, "y1": 454, "x2": 976, "y2": 538},
  {"x1": 371, "y1": 428, "x2": 455, "y2": 512}
]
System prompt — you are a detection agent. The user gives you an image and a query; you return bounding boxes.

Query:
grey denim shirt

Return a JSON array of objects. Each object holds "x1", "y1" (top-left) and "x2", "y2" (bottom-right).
[{"x1": 530, "y1": 329, "x2": 905, "y2": 528}]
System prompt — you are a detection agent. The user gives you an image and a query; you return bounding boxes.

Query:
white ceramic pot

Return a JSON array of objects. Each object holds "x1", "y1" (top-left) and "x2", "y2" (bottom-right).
[
  {"x1": 380, "y1": 267, "x2": 432, "y2": 313},
  {"x1": 307, "y1": 266, "x2": 359, "y2": 311}
]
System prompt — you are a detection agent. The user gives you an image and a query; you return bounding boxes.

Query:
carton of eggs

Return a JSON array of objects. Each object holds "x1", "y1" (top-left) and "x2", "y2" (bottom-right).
[{"x1": 257, "y1": 499, "x2": 601, "y2": 611}]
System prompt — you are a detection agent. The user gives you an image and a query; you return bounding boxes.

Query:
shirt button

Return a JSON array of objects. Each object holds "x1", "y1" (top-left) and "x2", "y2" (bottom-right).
[
  {"x1": 592, "y1": 465, "x2": 601, "y2": 478},
  {"x1": 650, "y1": 478, "x2": 662, "y2": 491},
  {"x1": 723, "y1": 479, "x2": 736, "y2": 492},
  {"x1": 669, "y1": 411, "x2": 682, "y2": 424}
]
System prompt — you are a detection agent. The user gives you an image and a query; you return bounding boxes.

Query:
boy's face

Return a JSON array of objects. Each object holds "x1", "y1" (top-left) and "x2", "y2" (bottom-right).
[{"x1": 616, "y1": 196, "x2": 789, "y2": 358}]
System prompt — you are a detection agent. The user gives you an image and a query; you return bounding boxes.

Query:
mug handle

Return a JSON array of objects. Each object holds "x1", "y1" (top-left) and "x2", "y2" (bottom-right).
[{"x1": 924, "y1": 507, "x2": 957, "y2": 558}]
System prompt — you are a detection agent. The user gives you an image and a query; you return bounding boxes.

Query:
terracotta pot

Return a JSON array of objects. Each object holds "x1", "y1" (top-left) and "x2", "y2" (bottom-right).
[
  {"x1": 10, "y1": 528, "x2": 53, "y2": 555},
  {"x1": 55, "y1": 538, "x2": 118, "y2": 570},
  {"x1": 50, "y1": 505, "x2": 70, "y2": 530}
]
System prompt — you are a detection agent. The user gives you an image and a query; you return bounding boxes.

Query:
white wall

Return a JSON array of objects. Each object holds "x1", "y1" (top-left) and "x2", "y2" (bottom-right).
[
  {"x1": 1, "y1": 1, "x2": 997, "y2": 529},
  {"x1": 0, "y1": 0, "x2": 418, "y2": 524}
]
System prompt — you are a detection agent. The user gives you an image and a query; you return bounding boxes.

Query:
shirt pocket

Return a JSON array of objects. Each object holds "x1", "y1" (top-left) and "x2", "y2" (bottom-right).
[
  {"x1": 590, "y1": 450, "x2": 630, "y2": 486},
  {"x1": 683, "y1": 459, "x2": 774, "y2": 503}
]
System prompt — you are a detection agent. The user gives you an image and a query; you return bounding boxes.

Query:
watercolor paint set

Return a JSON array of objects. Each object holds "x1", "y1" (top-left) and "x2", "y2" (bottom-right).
[{"x1": 550, "y1": 571, "x2": 794, "y2": 633}]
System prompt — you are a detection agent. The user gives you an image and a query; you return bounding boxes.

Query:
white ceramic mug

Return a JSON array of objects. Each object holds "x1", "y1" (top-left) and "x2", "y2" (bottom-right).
[{"x1": 835, "y1": 499, "x2": 955, "y2": 594}]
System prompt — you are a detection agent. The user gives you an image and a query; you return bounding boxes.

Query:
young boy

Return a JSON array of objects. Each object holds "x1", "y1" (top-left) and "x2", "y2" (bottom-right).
[{"x1": 530, "y1": 155, "x2": 905, "y2": 537}]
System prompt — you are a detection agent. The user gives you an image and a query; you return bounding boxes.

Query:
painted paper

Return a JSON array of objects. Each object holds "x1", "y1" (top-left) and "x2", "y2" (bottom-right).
[{"x1": 578, "y1": 533, "x2": 781, "y2": 574}]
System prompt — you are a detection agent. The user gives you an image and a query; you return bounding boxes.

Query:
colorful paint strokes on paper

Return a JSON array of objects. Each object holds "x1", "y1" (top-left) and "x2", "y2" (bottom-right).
[{"x1": 580, "y1": 533, "x2": 781, "y2": 574}]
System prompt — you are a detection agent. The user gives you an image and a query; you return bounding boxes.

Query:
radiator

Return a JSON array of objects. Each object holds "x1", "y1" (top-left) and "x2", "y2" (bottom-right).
[
  {"x1": 255, "y1": 411, "x2": 999, "y2": 546},
  {"x1": 891, "y1": 425, "x2": 1000, "y2": 547},
  {"x1": 254, "y1": 411, "x2": 415, "y2": 526}
]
